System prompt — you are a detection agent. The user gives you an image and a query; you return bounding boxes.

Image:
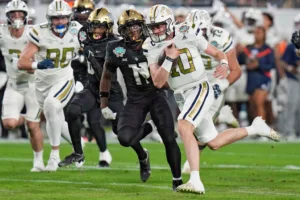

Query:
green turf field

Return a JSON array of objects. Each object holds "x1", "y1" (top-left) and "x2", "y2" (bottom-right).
[{"x1": 0, "y1": 141, "x2": 300, "y2": 200}]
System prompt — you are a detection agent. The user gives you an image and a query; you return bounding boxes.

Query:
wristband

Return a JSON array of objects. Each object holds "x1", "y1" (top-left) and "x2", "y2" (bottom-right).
[
  {"x1": 31, "y1": 62, "x2": 38, "y2": 69},
  {"x1": 99, "y1": 91, "x2": 109, "y2": 98},
  {"x1": 162, "y1": 58, "x2": 173, "y2": 72},
  {"x1": 218, "y1": 78, "x2": 230, "y2": 91},
  {"x1": 220, "y1": 59, "x2": 229, "y2": 68}
]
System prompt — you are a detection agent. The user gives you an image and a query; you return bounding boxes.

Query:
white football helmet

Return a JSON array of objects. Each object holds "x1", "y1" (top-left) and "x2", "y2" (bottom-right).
[
  {"x1": 244, "y1": 8, "x2": 263, "y2": 32},
  {"x1": 294, "y1": 14, "x2": 300, "y2": 31},
  {"x1": 5, "y1": 0, "x2": 28, "y2": 29},
  {"x1": 145, "y1": 4, "x2": 175, "y2": 43},
  {"x1": 186, "y1": 9, "x2": 211, "y2": 37},
  {"x1": 46, "y1": 0, "x2": 73, "y2": 36}
]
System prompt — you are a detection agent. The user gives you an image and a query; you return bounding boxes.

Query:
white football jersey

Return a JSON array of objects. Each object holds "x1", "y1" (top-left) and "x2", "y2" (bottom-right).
[
  {"x1": 236, "y1": 28, "x2": 255, "y2": 47},
  {"x1": 0, "y1": 24, "x2": 32, "y2": 82},
  {"x1": 201, "y1": 26, "x2": 233, "y2": 82},
  {"x1": 143, "y1": 24, "x2": 208, "y2": 91},
  {"x1": 28, "y1": 21, "x2": 82, "y2": 85}
]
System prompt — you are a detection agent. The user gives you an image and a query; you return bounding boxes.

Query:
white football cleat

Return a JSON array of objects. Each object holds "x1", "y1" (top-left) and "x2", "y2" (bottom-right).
[
  {"x1": 98, "y1": 150, "x2": 112, "y2": 167},
  {"x1": 147, "y1": 120, "x2": 163, "y2": 143},
  {"x1": 30, "y1": 161, "x2": 45, "y2": 172},
  {"x1": 182, "y1": 160, "x2": 191, "y2": 174},
  {"x1": 176, "y1": 181, "x2": 205, "y2": 194},
  {"x1": 45, "y1": 158, "x2": 60, "y2": 172},
  {"x1": 218, "y1": 105, "x2": 239, "y2": 128},
  {"x1": 251, "y1": 117, "x2": 280, "y2": 142}
]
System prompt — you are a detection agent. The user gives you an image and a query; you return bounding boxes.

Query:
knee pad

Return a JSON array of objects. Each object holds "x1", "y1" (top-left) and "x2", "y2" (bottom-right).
[
  {"x1": 43, "y1": 97, "x2": 62, "y2": 118},
  {"x1": 67, "y1": 104, "x2": 82, "y2": 121}
]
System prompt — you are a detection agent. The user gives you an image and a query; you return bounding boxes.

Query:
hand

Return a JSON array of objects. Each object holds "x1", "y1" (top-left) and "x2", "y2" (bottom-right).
[
  {"x1": 164, "y1": 43, "x2": 180, "y2": 60},
  {"x1": 101, "y1": 107, "x2": 117, "y2": 120},
  {"x1": 214, "y1": 64, "x2": 228, "y2": 79},
  {"x1": 213, "y1": 84, "x2": 221, "y2": 99},
  {"x1": 37, "y1": 59, "x2": 55, "y2": 69},
  {"x1": 246, "y1": 58, "x2": 258, "y2": 70},
  {"x1": 291, "y1": 31, "x2": 300, "y2": 49}
]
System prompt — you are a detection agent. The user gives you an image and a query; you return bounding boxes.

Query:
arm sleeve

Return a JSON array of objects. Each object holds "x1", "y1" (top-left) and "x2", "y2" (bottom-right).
[
  {"x1": 195, "y1": 35, "x2": 209, "y2": 52},
  {"x1": 27, "y1": 26, "x2": 40, "y2": 47}
]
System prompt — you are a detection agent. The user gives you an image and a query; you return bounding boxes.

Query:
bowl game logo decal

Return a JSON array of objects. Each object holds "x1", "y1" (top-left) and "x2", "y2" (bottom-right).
[
  {"x1": 113, "y1": 46, "x2": 126, "y2": 57},
  {"x1": 79, "y1": 30, "x2": 87, "y2": 42}
]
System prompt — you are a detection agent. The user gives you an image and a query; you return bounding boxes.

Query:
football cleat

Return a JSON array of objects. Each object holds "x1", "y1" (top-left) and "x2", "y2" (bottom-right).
[
  {"x1": 172, "y1": 179, "x2": 183, "y2": 191},
  {"x1": 251, "y1": 116, "x2": 280, "y2": 142},
  {"x1": 218, "y1": 105, "x2": 240, "y2": 128},
  {"x1": 139, "y1": 149, "x2": 151, "y2": 182},
  {"x1": 98, "y1": 150, "x2": 112, "y2": 168},
  {"x1": 58, "y1": 152, "x2": 84, "y2": 168},
  {"x1": 176, "y1": 181, "x2": 205, "y2": 194},
  {"x1": 30, "y1": 161, "x2": 45, "y2": 172},
  {"x1": 45, "y1": 157, "x2": 60, "y2": 172}
]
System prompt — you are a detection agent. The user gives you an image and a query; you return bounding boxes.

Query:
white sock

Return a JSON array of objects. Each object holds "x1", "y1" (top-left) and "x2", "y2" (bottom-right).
[
  {"x1": 147, "y1": 120, "x2": 156, "y2": 131},
  {"x1": 189, "y1": 171, "x2": 201, "y2": 184},
  {"x1": 245, "y1": 125, "x2": 256, "y2": 136},
  {"x1": 34, "y1": 150, "x2": 43, "y2": 162},
  {"x1": 50, "y1": 149, "x2": 59, "y2": 159},
  {"x1": 99, "y1": 149, "x2": 108, "y2": 160}
]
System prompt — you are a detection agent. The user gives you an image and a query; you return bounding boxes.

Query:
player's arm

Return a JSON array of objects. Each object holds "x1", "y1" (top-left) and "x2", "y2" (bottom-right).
[
  {"x1": 17, "y1": 41, "x2": 39, "y2": 71},
  {"x1": 225, "y1": 48, "x2": 241, "y2": 84},
  {"x1": 149, "y1": 44, "x2": 179, "y2": 88}
]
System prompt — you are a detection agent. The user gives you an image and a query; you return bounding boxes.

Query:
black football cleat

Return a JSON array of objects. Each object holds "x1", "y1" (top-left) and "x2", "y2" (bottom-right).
[
  {"x1": 98, "y1": 160, "x2": 110, "y2": 168},
  {"x1": 139, "y1": 149, "x2": 151, "y2": 182},
  {"x1": 172, "y1": 179, "x2": 183, "y2": 191},
  {"x1": 58, "y1": 152, "x2": 84, "y2": 168}
]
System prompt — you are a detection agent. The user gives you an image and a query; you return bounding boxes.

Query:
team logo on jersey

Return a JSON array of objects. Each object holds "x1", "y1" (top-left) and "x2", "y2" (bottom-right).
[
  {"x1": 79, "y1": 30, "x2": 87, "y2": 42},
  {"x1": 113, "y1": 46, "x2": 126, "y2": 57},
  {"x1": 179, "y1": 25, "x2": 189, "y2": 34},
  {"x1": 211, "y1": 41, "x2": 219, "y2": 48},
  {"x1": 69, "y1": 28, "x2": 78, "y2": 36}
]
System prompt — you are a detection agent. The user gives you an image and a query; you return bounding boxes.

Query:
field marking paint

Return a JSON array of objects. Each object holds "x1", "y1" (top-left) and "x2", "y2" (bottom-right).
[
  {"x1": 108, "y1": 182, "x2": 170, "y2": 190},
  {"x1": 0, "y1": 178, "x2": 92, "y2": 185},
  {"x1": 233, "y1": 189, "x2": 300, "y2": 197}
]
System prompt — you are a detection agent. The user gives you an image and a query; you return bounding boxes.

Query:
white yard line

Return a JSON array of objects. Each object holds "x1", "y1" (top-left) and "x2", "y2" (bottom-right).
[
  {"x1": 233, "y1": 189, "x2": 300, "y2": 197},
  {"x1": 0, "y1": 178, "x2": 92, "y2": 185}
]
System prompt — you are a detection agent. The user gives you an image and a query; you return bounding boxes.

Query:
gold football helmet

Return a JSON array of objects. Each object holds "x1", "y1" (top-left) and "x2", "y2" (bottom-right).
[{"x1": 72, "y1": 0, "x2": 95, "y2": 25}]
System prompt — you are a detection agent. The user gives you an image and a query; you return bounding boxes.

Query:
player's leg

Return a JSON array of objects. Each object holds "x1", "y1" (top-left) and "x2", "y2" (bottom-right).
[
  {"x1": 117, "y1": 101, "x2": 150, "y2": 182},
  {"x1": 43, "y1": 79, "x2": 75, "y2": 171},
  {"x1": 2, "y1": 86, "x2": 25, "y2": 129},
  {"x1": 176, "y1": 82, "x2": 214, "y2": 194},
  {"x1": 59, "y1": 89, "x2": 96, "y2": 167},
  {"x1": 25, "y1": 83, "x2": 44, "y2": 172},
  {"x1": 251, "y1": 89, "x2": 268, "y2": 119},
  {"x1": 87, "y1": 108, "x2": 111, "y2": 167},
  {"x1": 150, "y1": 92, "x2": 182, "y2": 190},
  {"x1": 0, "y1": 85, "x2": 8, "y2": 138}
]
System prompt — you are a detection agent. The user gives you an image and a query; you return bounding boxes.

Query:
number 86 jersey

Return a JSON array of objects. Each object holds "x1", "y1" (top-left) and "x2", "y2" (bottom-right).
[
  {"x1": 28, "y1": 21, "x2": 82, "y2": 85},
  {"x1": 143, "y1": 24, "x2": 209, "y2": 92}
]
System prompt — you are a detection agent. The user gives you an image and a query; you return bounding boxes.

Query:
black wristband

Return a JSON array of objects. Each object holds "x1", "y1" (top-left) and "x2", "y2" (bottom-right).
[
  {"x1": 99, "y1": 91, "x2": 109, "y2": 98},
  {"x1": 165, "y1": 56, "x2": 174, "y2": 62}
]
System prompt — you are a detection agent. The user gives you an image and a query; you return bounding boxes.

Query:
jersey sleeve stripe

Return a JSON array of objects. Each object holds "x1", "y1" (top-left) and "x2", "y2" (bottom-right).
[
  {"x1": 29, "y1": 33, "x2": 39, "y2": 43},
  {"x1": 32, "y1": 28, "x2": 38, "y2": 36},
  {"x1": 223, "y1": 40, "x2": 233, "y2": 52},
  {"x1": 223, "y1": 36, "x2": 231, "y2": 48}
]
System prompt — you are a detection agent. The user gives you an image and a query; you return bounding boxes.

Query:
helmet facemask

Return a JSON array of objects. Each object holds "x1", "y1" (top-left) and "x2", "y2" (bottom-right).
[
  {"x1": 48, "y1": 15, "x2": 72, "y2": 37},
  {"x1": 146, "y1": 18, "x2": 173, "y2": 43},
  {"x1": 88, "y1": 20, "x2": 112, "y2": 41},
  {"x1": 7, "y1": 10, "x2": 27, "y2": 29},
  {"x1": 119, "y1": 21, "x2": 146, "y2": 47}
]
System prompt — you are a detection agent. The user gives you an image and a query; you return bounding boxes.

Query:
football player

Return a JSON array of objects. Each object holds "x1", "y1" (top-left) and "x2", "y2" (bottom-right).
[
  {"x1": 181, "y1": 9, "x2": 242, "y2": 174},
  {"x1": 0, "y1": 0, "x2": 44, "y2": 172},
  {"x1": 18, "y1": 0, "x2": 82, "y2": 171},
  {"x1": 100, "y1": 9, "x2": 182, "y2": 188},
  {"x1": 143, "y1": 4, "x2": 280, "y2": 194},
  {"x1": 58, "y1": 8, "x2": 123, "y2": 168}
]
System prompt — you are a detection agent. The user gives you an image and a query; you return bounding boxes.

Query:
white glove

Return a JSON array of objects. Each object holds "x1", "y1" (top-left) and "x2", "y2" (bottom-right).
[
  {"x1": 101, "y1": 107, "x2": 117, "y2": 120},
  {"x1": 75, "y1": 81, "x2": 84, "y2": 93},
  {"x1": 214, "y1": 78, "x2": 230, "y2": 91}
]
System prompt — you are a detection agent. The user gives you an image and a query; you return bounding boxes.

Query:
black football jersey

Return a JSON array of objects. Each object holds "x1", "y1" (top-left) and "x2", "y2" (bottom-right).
[
  {"x1": 105, "y1": 39, "x2": 158, "y2": 101},
  {"x1": 78, "y1": 27, "x2": 123, "y2": 100}
]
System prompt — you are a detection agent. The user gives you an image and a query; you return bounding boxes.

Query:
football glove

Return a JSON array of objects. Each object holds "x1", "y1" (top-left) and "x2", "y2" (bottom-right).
[
  {"x1": 101, "y1": 107, "x2": 117, "y2": 120},
  {"x1": 37, "y1": 59, "x2": 55, "y2": 69}
]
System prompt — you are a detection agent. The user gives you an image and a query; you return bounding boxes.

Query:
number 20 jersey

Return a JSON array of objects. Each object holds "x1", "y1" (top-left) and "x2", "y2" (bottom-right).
[
  {"x1": 143, "y1": 24, "x2": 209, "y2": 92},
  {"x1": 28, "y1": 21, "x2": 82, "y2": 85}
]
